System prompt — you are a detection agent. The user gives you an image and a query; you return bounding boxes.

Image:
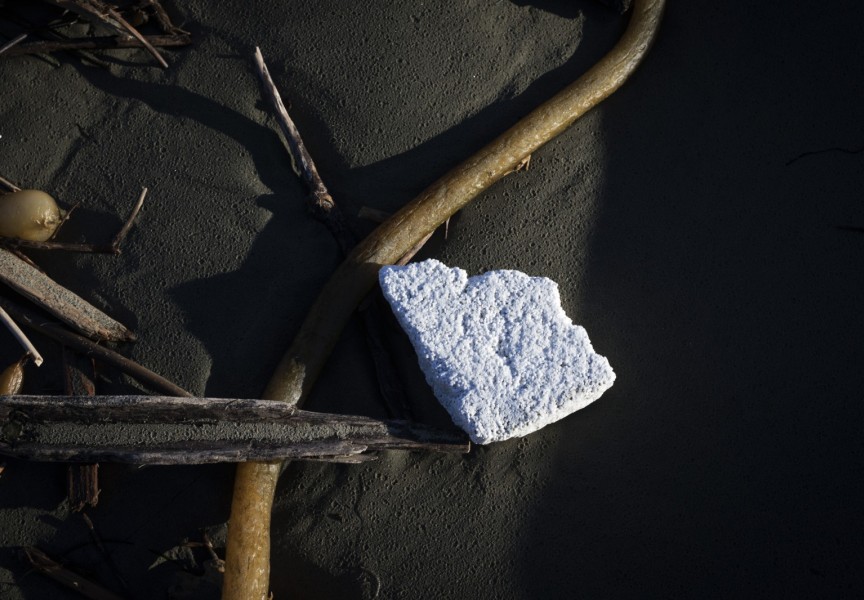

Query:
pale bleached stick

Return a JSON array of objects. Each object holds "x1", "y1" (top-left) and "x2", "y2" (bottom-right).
[{"x1": 0, "y1": 306, "x2": 42, "y2": 366}]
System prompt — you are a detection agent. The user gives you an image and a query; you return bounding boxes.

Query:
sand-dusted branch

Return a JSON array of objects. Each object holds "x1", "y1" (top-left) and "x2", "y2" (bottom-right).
[
  {"x1": 0, "y1": 298, "x2": 189, "y2": 397},
  {"x1": 0, "y1": 248, "x2": 135, "y2": 342},
  {"x1": 223, "y1": 1, "x2": 667, "y2": 598},
  {"x1": 0, "y1": 395, "x2": 471, "y2": 464}
]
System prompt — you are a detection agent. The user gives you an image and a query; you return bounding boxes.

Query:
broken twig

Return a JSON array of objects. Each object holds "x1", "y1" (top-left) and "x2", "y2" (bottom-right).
[
  {"x1": 42, "y1": 0, "x2": 170, "y2": 67},
  {"x1": 0, "y1": 176, "x2": 21, "y2": 193},
  {"x1": 0, "y1": 306, "x2": 43, "y2": 366},
  {"x1": 64, "y1": 348, "x2": 100, "y2": 511},
  {"x1": 253, "y1": 47, "x2": 355, "y2": 252},
  {"x1": 0, "y1": 33, "x2": 28, "y2": 56},
  {"x1": 23, "y1": 546, "x2": 125, "y2": 600}
]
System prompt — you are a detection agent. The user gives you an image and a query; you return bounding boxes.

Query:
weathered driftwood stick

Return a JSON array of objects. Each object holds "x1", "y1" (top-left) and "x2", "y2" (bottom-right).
[
  {"x1": 0, "y1": 33, "x2": 27, "y2": 56},
  {"x1": 0, "y1": 175, "x2": 21, "y2": 192},
  {"x1": 144, "y1": 0, "x2": 189, "y2": 36},
  {"x1": 0, "y1": 248, "x2": 135, "y2": 341},
  {"x1": 64, "y1": 348, "x2": 100, "y2": 511},
  {"x1": 0, "y1": 188, "x2": 147, "y2": 254},
  {"x1": 0, "y1": 34, "x2": 191, "y2": 58},
  {"x1": 0, "y1": 298, "x2": 190, "y2": 397},
  {"x1": 253, "y1": 49, "x2": 335, "y2": 217},
  {"x1": 0, "y1": 395, "x2": 470, "y2": 464},
  {"x1": 103, "y1": 4, "x2": 170, "y2": 68},
  {"x1": 23, "y1": 546, "x2": 125, "y2": 600},
  {"x1": 0, "y1": 305, "x2": 43, "y2": 366},
  {"x1": 43, "y1": 0, "x2": 170, "y2": 67},
  {"x1": 224, "y1": 2, "x2": 666, "y2": 598}
]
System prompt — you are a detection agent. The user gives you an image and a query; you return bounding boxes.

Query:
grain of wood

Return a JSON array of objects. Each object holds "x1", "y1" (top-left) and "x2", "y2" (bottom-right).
[{"x1": 0, "y1": 248, "x2": 135, "y2": 341}]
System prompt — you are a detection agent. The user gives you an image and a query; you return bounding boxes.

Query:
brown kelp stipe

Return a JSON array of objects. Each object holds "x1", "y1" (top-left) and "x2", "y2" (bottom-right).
[{"x1": 223, "y1": 1, "x2": 666, "y2": 598}]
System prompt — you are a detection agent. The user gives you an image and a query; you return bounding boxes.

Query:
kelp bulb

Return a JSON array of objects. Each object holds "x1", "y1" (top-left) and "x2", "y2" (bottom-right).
[{"x1": 0, "y1": 189, "x2": 62, "y2": 242}]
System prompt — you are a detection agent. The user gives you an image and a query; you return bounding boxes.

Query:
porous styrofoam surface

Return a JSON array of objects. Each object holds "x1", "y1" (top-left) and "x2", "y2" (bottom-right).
[{"x1": 379, "y1": 259, "x2": 616, "y2": 444}]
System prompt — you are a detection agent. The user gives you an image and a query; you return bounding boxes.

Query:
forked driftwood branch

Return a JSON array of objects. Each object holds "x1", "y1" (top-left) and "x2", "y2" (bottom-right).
[
  {"x1": 0, "y1": 395, "x2": 470, "y2": 464},
  {"x1": 223, "y1": 1, "x2": 667, "y2": 598}
]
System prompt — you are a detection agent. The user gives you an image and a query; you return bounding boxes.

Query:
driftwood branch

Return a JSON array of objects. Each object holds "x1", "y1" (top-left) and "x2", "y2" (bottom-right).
[
  {"x1": 41, "y1": 0, "x2": 171, "y2": 67},
  {"x1": 253, "y1": 46, "x2": 355, "y2": 252},
  {"x1": 64, "y1": 348, "x2": 100, "y2": 511},
  {"x1": 23, "y1": 546, "x2": 125, "y2": 600},
  {"x1": 0, "y1": 298, "x2": 190, "y2": 397},
  {"x1": 0, "y1": 248, "x2": 135, "y2": 341},
  {"x1": 0, "y1": 34, "x2": 190, "y2": 58},
  {"x1": 0, "y1": 395, "x2": 471, "y2": 464},
  {"x1": 0, "y1": 305, "x2": 43, "y2": 366},
  {"x1": 0, "y1": 176, "x2": 21, "y2": 192},
  {"x1": 0, "y1": 33, "x2": 27, "y2": 56}
]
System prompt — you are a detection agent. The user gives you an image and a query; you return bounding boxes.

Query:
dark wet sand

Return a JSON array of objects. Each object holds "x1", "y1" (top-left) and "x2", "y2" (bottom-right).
[{"x1": 2, "y1": 1, "x2": 864, "y2": 598}]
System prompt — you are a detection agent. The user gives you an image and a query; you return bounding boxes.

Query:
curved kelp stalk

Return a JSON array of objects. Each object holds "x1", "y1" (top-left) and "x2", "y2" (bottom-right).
[{"x1": 222, "y1": 1, "x2": 667, "y2": 597}]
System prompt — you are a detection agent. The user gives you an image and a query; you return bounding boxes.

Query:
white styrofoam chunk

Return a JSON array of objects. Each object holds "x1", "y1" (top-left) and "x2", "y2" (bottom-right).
[{"x1": 379, "y1": 259, "x2": 616, "y2": 444}]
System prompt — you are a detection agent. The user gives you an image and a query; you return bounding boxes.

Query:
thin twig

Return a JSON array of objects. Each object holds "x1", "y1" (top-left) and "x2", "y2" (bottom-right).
[
  {"x1": 0, "y1": 33, "x2": 28, "y2": 56},
  {"x1": 104, "y1": 5, "x2": 169, "y2": 68},
  {"x1": 136, "y1": 0, "x2": 189, "y2": 35},
  {"x1": 0, "y1": 298, "x2": 190, "y2": 397},
  {"x1": 254, "y1": 48, "x2": 410, "y2": 418},
  {"x1": 81, "y1": 513, "x2": 129, "y2": 592},
  {"x1": 253, "y1": 47, "x2": 355, "y2": 250},
  {"x1": 109, "y1": 187, "x2": 146, "y2": 248},
  {"x1": 0, "y1": 306, "x2": 43, "y2": 366},
  {"x1": 23, "y1": 546, "x2": 126, "y2": 600},
  {"x1": 42, "y1": 0, "x2": 169, "y2": 67},
  {"x1": 0, "y1": 176, "x2": 21, "y2": 193},
  {"x1": 0, "y1": 34, "x2": 191, "y2": 58}
]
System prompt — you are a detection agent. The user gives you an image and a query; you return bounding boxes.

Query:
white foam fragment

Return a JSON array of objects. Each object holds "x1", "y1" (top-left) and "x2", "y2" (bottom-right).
[{"x1": 379, "y1": 259, "x2": 616, "y2": 444}]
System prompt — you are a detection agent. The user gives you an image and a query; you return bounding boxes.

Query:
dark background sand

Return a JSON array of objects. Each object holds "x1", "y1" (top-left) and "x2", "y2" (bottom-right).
[{"x1": 2, "y1": 0, "x2": 863, "y2": 598}]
